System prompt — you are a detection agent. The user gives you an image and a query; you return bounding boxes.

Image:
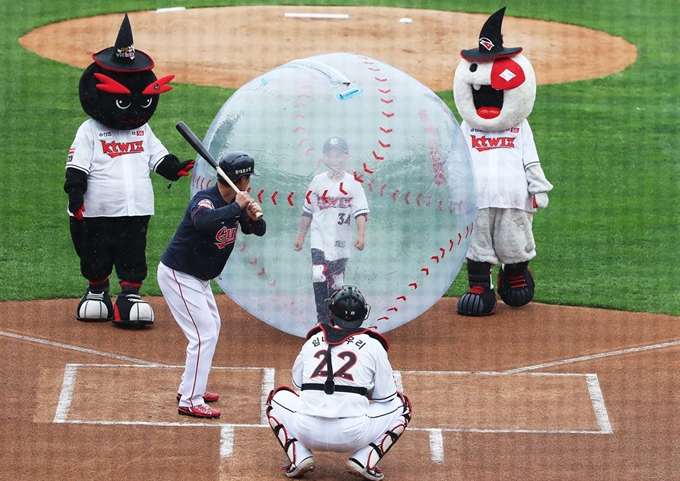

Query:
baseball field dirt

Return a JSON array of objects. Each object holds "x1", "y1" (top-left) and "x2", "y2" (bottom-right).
[
  {"x1": 19, "y1": 6, "x2": 637, "y2": 90},
  {"x1": 6, "y1": 6, "x2": 675, "y2": 481}
]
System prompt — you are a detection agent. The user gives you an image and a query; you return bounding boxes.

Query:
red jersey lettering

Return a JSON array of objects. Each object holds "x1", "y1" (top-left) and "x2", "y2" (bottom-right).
[
  {"x1": 215, "y1": 226, "x2": 237, "y2": 249},
  {"x1": 470, "y1": 135, "x2": 515, "y2": 152},
  {"x1": 100, "y1": 140, "x2": 145, "y2": 158}
]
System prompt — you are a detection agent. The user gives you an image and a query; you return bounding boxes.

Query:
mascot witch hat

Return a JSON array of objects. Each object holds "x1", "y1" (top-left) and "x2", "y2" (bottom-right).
[
  {"x1": 460, "y1": 7, "x2": 522, "y2": 61},
  {"x1": 79, "y1": 12, "x2": 174, "y2": 130},
  {"x1": 92, "y1": 13, "x2": 154, "y2": 72}
]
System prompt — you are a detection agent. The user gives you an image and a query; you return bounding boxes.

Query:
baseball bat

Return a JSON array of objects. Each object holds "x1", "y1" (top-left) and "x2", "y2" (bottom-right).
[{"x1": 175, "y1": 121, "x2": 263, "y2": 218}]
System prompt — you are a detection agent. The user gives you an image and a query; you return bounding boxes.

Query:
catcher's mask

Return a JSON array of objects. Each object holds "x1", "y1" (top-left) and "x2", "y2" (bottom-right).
[{"x1": 329, "y1": 286, "x2": 370, "y2": 328}]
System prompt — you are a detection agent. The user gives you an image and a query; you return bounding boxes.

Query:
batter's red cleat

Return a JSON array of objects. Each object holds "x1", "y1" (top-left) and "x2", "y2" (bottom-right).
[
  {"x1": 176, "y1": 392, "x2": 219, "y2": 403},
  {"x1": 178, "y1": 404, "x2": 221, "y2": 419}
]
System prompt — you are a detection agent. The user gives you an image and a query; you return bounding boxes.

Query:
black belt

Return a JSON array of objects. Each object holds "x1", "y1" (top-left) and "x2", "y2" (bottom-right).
[{"x1": 301, "y1": 383, "x2": 367, "y2": 396}]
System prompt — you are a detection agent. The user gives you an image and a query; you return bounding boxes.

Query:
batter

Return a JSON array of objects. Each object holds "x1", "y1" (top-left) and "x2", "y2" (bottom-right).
[
  {"x1": 266, "y1": 286, "x2": 412, "y2": 480},
  {"x1": 157, "y1": 152, "x2": 265, "y2": 418}
]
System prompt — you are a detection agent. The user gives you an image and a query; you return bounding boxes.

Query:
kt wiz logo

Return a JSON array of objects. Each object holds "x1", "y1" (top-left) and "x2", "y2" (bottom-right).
[
  {"x1": 100, "y1": 140, "x2": 145, "y2": 158},
  {"x1": 470, "y1": 135, "x2": 515, "y2": 152}
]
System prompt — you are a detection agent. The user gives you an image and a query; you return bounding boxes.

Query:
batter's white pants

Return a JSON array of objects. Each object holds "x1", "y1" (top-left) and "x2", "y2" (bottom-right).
[
  {"x1": 269, "y1": 388, "x2": 406, "y2": 464},
  {"x1": 157, "y1": 262, "x2": 221, "y2": 407}
]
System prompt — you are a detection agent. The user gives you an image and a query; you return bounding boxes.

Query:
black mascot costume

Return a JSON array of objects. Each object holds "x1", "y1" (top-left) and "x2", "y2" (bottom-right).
[
  {"x1": 453, "y1": 7, "x2": 553, "y2": 316},
  {"x1": 64, "y1": 13, "x2": 194, "y2": 328}
]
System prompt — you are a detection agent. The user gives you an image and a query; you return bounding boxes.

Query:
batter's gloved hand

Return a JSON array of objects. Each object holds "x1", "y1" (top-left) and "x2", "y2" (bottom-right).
[
  {"x1": 176, "y1": 159, "x2": 195, "y2": 178},
  {"x1": 69, "y1": 193, "x2": 85, "y2": 220},
  {"x1": 533, "y1": 192, "x2": 549, "y2": 209}
]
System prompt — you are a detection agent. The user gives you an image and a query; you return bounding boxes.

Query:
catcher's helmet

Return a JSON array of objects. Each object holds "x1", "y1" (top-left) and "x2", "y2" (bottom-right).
[
  {"x1": 218, "y1": 151, "x2": 260, "y2": 183},
  {"x1": 329, "y1": 286, "x2": 370, "y2": 328}
]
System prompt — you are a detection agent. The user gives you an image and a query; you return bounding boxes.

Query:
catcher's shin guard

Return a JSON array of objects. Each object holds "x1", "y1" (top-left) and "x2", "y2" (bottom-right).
[
  {"x1": 347, "y1": 393, "x2": 412, "y2": 480},
  {"x1": 497, "y1": 262, "x2": 535, "y2": 307},
  {"x1": 457, "y1": 260, "x2": 497, "y2": 316},
  {"x1": 266, "y1": 395, "x2": 314, "y2": 478},
  {"x1": 112, "y1": 293, "x2": 154, "y2": 328}
]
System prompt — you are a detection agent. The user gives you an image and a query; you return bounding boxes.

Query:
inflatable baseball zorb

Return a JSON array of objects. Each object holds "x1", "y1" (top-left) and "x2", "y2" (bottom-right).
[{"x1": 191, "y1": 52, "x2": 477, "y2": 337}]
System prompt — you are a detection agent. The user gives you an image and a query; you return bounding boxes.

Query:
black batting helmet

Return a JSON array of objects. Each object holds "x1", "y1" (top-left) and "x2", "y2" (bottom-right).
[
  {"x1": 218, "y1": 151, "x2": 260, "y2": 183},
  {"x1": 329, "y1": 286, "x2": 370, "y2": 328}
]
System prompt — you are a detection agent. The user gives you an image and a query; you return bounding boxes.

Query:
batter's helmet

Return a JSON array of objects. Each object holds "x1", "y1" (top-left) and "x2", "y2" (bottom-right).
[
  {"x1": 329, "y1": 286, "x2": 370, "y2": 328},
  {"x1": 218, "y1": 151, "x2": 260, "y2": 183}
]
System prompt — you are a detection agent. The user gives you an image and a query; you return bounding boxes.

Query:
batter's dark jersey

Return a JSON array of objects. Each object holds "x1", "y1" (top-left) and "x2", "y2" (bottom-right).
[{"x1": 161, "y1": 185, "x2": 266, "y2": 280}]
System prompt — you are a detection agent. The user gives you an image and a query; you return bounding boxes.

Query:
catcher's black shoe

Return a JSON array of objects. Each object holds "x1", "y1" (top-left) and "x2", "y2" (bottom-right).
[
  {"x1": 346, "y1": 458, "x2": 384, "y2": 481},
  {"x1": 497, "y1": 263, "x2": 535, "y2": 307},
  {"x1": 284, "y1": 456, "x2": 315, "y2": 478},
  {"x1": 76, "y1": 290, "x2": 114, "y2": 322},
  {"x1": 456, "y1": 285, "x2": 497, "y2": 316},
  {"x1": 112, "y1": 293, "x2": 154, "y2": 328}
]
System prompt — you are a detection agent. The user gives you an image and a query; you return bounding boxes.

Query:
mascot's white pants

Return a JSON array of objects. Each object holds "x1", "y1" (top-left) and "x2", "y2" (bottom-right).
[
  {"x1": 467, "y1": 207, "x2": 536, "y2": 265},
  {"x1": 269, "y1": 389, "x2": 405, "y2": 455}
]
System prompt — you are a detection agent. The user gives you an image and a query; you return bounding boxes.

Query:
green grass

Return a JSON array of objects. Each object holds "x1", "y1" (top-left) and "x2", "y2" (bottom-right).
[{"x1": 1, "y1": 0, "x2": 678, "y2": 316}]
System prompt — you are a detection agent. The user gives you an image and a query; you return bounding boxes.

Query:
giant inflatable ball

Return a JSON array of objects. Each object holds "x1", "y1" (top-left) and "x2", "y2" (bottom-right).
[{"x1": 190, "y1": 52, "x2": 477, "y2": 337}]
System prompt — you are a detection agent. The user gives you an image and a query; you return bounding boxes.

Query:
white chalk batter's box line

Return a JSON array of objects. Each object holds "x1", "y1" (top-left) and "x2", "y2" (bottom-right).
[{"x1": 53, "y1": 364, "x2": 612, "y2": 462}]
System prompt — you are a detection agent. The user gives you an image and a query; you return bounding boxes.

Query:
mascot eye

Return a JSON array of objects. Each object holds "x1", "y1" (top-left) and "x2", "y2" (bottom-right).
[
  {"x1": 141, "y1": 97, "x2": 154, "y2": 109},
  {"x1": 115, "y1": 99, "x2": 132, "y2": 110},
  {"x1": 469, "y1": 64, "x2": 478, "y2": 73}
]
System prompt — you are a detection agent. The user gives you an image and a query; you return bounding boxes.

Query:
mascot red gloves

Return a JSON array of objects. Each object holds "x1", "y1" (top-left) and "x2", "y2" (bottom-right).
[
  {"x1": 454, "y1": 7, "x2": 553, "y2": 316},
  {"x1": 64, "y1": 13, "x2": 193, "y2": 327}
]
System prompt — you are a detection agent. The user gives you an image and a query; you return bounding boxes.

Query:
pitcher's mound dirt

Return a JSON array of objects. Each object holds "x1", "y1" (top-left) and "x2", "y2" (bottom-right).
[{"x1": 19, "y1": 6, "x2": 637, "y2": 90}]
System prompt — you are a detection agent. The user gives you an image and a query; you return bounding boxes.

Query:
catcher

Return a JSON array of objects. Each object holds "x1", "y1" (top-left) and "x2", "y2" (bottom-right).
[{"x1": 265, "y1": 286, "x2": 412, "y2": 480}]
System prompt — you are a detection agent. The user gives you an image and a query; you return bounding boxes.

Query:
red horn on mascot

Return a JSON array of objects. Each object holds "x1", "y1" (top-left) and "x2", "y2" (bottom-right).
[
  {"x1": 453, "y1": 7, "x2": 553, "y2": 316},
  {"x1": 64, "y1": 13, "x2": 195, "y2": 328}
]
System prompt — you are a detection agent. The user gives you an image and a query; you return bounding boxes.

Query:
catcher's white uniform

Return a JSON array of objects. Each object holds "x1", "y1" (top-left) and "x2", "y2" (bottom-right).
[{"x1": 266, "y1": 324, "x2": 411, "y2": 478}]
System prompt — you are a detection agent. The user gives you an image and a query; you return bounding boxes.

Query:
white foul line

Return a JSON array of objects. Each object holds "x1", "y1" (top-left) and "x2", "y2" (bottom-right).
[
  {"x1": 0, "y1": 330, "x2": 162, "y2": 366},
  {"x1": 502, "y1": 339, "x2": 680, "y2": 373}
]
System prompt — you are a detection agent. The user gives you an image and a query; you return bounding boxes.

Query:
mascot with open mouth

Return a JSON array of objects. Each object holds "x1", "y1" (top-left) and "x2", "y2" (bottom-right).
[{"x1": 453, "y1": 7, "x2": 553, "y2": 316}]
